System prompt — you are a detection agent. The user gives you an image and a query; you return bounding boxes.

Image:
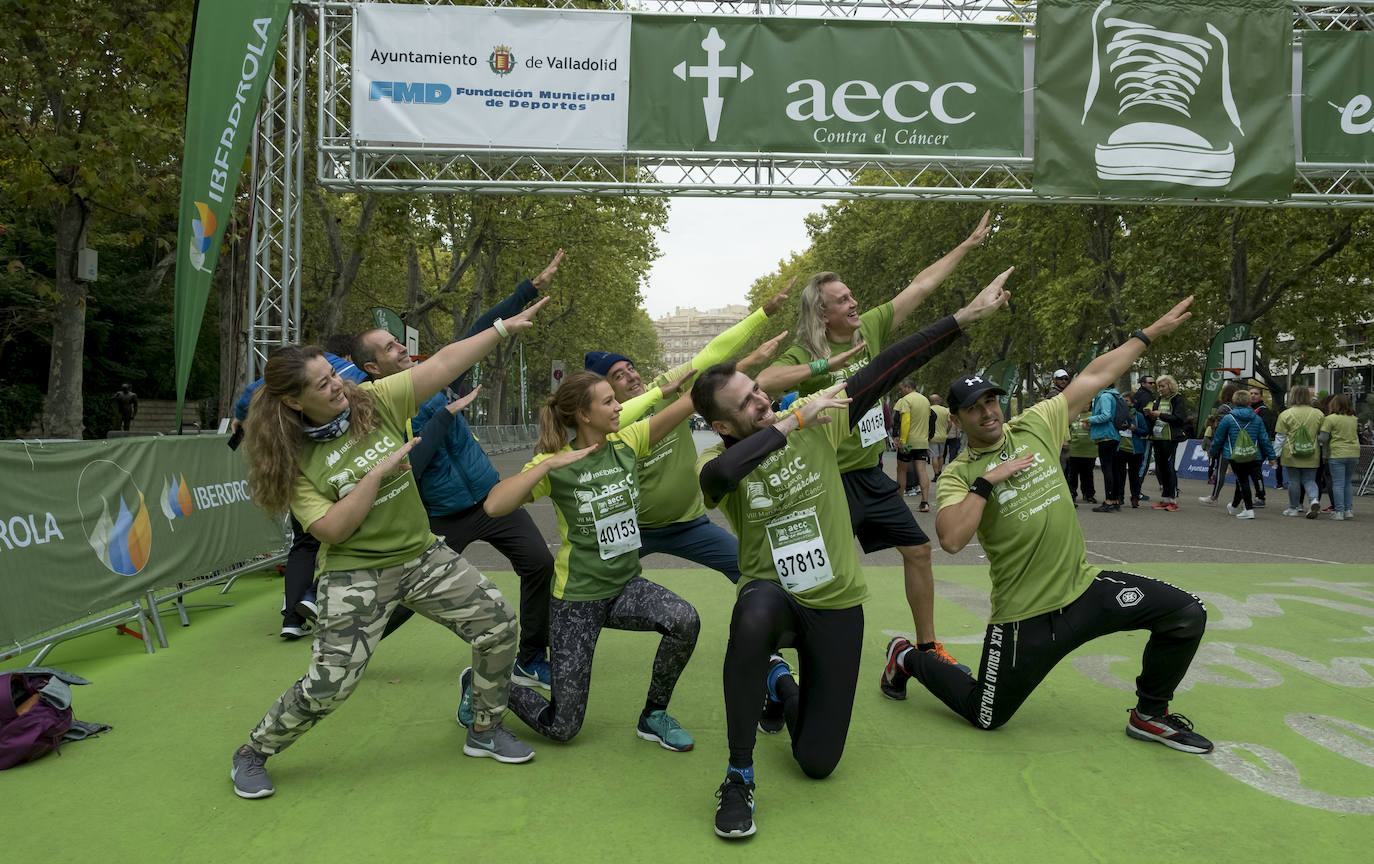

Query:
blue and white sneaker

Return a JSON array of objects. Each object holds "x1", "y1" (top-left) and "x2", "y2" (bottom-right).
[
  {"x1": 512, "y1": 656, "x2": 552, "y2": 689},
  {"x1": 457, "y1": 666, "x2": 475, "y2": 729},
  {"x1": 637, "y1": 709, "x2": 694, "y2": 752}
]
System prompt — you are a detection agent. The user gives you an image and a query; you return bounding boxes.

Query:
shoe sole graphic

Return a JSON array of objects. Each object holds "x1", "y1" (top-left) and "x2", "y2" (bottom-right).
[{"x1": 715, "y1": 823, "x2": 756, "y2": 839}]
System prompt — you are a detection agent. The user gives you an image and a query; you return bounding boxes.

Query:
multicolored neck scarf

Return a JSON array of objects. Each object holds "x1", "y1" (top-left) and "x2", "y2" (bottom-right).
[{"x1": 304, "y1": 407, "x2": 350, "y2": 441}]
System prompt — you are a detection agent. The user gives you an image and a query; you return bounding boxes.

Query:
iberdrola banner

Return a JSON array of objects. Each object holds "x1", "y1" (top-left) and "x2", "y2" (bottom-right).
[
  {"x1": 0, "y1": 436, "x2": 285, "y2": 648},
  {"x1": 1301, "y1": 31, "x2": 1374, "y2": 163},
  {"x1": 1034, "y1": 0, "x2": 1294, "y2": 200},
  {"x1": 174, "y1": 0, "x2": 291, "y2": 428}
]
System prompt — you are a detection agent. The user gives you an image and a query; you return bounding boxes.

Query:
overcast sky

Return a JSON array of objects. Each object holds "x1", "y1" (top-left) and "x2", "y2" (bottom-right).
[{"x1": 642, "y1": 198, "x2": 825, "y2": 319}]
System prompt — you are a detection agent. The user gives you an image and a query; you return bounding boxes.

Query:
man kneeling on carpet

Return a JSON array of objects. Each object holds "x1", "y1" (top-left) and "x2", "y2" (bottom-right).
[{"x1": 881, "y1": 296, "x2": 1214, "y2": 756}]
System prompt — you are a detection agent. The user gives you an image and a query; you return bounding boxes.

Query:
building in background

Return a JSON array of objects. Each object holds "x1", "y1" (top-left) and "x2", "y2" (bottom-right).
[{"x1": 653, "y1": 304, "x2": 751, "y2": 368}]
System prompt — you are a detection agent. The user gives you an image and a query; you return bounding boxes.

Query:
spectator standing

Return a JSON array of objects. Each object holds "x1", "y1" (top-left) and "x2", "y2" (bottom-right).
[
  {"x1": 1199, "y1": 382, "x2": 1240, "y2": 505},
  {"x1": 1247, "y1": 384, "x2": 1276, "y2": 507},
  {"x1": 113, "y1": 383, "x2": 138, "y2": 432},
  {"x1": 1147, "y1": 375, "x2": 1188, "y2": 511},
  {"x1": 1085, "y1": 382, "x2": 1127, "y2": 512},
  {"x1": 1210, "y1": 388, "x2": 1276, "y2": 519},
  {"x1": 1066, "y1": 408, "x2": 1098, "y2": 505},
  {"x1": 1320, "y1": 394, "x2": 1360, "y2": 520},
  {"x1": 1275, "y1": 384, "x2": 1323, "y2": 518}
]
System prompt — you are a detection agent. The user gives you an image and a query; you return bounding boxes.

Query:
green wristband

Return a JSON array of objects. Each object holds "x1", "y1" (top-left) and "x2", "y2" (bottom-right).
[{"x1": 809, "y1": 357, "x2": 829, "y2": 376}]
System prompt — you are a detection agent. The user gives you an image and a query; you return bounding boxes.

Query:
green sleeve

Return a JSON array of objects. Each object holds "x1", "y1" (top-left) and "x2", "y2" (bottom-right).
[
  {"x1": 690, "y1": 307, "x2": 769, "y2": 371},
  {"x1": 610, "y1": 417, "x2": 653, "y2": 459},
  {"x1": 619, "y1": 386, "x2": 666, "y2": 426}
]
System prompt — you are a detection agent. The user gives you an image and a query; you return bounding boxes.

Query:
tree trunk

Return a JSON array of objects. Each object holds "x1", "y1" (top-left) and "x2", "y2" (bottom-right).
[
  {"x1": 41, "y1": 194, "x2": 91, "y2": 438},
  {"x1": 218, "y1": 217, "x2": 251, "y2": 420}
]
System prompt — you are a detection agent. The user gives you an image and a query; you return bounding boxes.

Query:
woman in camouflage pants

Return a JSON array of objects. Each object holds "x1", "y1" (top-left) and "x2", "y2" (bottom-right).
[{"x1": 228, "y1": 300, "x2": 548, "y2": 799}]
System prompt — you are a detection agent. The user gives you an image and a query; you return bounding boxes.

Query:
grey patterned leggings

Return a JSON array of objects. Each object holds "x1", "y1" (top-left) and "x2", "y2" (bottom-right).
[
  {"x1": 508, "y1": 576, "x2": 700, "y2": 742},
  {"x1": 248, "y1": 541, "x2": 517, "y2": 755}
]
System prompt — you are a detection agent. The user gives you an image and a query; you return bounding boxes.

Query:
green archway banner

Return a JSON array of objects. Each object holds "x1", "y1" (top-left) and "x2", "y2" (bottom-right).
[
  {"x1": 173, "y1": 0, "x2": 291, "y2": 429},
  {"x1": 1034, "y1": 0, "x2": 1294, "y2": 200}
]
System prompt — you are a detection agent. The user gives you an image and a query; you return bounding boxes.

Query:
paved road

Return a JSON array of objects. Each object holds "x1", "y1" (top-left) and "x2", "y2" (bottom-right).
[{"x1": 465, "y1": 442, "x2": 1372, "y2": 575}]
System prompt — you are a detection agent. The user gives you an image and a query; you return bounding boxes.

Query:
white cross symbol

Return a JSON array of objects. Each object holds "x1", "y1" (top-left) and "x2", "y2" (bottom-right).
[
  {"x1": 965, "y1": 377, "x2": 982, "y2": 386},
  {"x1": 673, "y1": 27, "x2": 752, "y2": 142}
]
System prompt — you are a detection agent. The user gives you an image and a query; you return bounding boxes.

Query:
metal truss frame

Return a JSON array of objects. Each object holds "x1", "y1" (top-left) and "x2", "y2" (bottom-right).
[{"x1": 249, "y1": 0, "x2": 1374, "y2": 366}]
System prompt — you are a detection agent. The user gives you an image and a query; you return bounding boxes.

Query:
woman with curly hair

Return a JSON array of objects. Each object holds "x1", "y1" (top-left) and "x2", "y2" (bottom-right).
[{"x1": 228, "y1": 298, "x2": 547, "y2": 800}]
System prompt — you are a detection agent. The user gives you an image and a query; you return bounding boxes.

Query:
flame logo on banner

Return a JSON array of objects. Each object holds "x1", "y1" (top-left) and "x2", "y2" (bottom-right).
[
  {"x1": 78, "y1": 459, "x2": 153, "y2": 576},
  {"x1": 189, "y1": 201, "x2": 217, "y2": 271},
  {"x1": 160, "y1": 472, "x2": 195, "y2": 530}
]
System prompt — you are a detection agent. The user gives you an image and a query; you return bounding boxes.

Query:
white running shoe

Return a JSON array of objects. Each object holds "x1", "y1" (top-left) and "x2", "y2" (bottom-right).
[
  {"x1": 1225, "y1": 502, "x2": 1240, "y2": 516},
  {"x1": 1281, "y1": 508, "x2": 1302, "y2": 517},
  {"x1": 1236, "y1": 510, "x2": 1255, "y2": 519}
]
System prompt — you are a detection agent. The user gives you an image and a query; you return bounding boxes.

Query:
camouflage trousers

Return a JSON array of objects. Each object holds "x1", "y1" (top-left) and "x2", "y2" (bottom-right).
[{"x1": 248, "y1": 541, "x2": 517, "y2": 755}]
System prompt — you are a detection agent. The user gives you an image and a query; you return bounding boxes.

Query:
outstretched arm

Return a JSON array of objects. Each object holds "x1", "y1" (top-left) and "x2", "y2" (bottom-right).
[
  {"x1": 755, "y1": 340, "x2": 869, "y2": 398},
  {"x1": 843, "y1": 267, "x2": 1014, "y2": 425},
  {"x1": 483, "y1": 442, "x2": 598, "y2": 518},
  {"x1": 410, "y1": 297, "x2": 549, "y2": 405},
  {"x1": 890, "y1": 211, "x2": 991, "y2": 327},
  {"x1": 1061, "y1": 296, "x2": 1194, "y2": 417}
]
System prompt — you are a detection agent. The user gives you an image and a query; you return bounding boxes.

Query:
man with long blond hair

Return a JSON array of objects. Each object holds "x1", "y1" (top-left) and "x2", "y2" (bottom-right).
[{"x1": 755, "y1": 211, "x2": 992, "y2": 669}]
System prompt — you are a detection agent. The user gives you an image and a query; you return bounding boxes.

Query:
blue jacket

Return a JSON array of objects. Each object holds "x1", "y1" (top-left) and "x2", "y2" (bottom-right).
[
  {"x1": 409, "y1": 278, "x2": 539, "y2": 516},
  {"x1": 1087, "y1": 388, "x2": 1122, "y2": 442},
  {"x1": 234, "y1": 354, "x2": 366, "y2": 420},
  {"x1": 1210, "y1": 405, "x2": 1275, "y2": 462}
]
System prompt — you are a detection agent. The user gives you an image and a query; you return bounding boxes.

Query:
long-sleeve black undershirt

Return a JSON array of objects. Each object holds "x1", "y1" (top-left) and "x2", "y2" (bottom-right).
[{"x1": 699, "y1": 314, "x2": 963, "y2": 501}]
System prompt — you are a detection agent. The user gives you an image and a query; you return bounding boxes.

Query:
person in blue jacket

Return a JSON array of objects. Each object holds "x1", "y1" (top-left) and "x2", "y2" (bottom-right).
[
  {"x1": 1208, "y1": 387, "x2": 1276, "y2": 520},
  {"x1": 1084, "y1": 382, "x2": 1126, "y2": 513},
  {"x1": 232, "y1": 333, "x2": 366, "y2": 639},
  {"x1": 352, "y1": 251, "x2": 563, "y2": 688}
]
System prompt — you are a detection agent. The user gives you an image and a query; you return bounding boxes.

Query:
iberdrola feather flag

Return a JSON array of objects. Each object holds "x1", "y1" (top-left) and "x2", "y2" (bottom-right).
[{"x1": 173, "y1": 0, "x2": 291, "y2": 429}]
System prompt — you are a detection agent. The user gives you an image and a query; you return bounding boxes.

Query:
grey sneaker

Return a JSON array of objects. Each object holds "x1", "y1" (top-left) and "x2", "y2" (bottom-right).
[
  {"x1": 230, "y1": 745, "x2": 274, "y2": 799},
  {"x1": 463, "y1": 724, "x2": 534, "y2": 764}
]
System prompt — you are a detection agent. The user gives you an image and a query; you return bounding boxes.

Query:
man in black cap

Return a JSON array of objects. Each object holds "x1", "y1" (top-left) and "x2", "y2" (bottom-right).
[{"x1": 879, "y1": 296, "x2": 1216, "y2": 756}]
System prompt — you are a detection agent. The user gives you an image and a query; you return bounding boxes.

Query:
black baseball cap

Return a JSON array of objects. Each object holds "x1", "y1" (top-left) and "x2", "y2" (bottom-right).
[{"x1": 948, "y1": 374, "x2": 1007, "y2": 411}]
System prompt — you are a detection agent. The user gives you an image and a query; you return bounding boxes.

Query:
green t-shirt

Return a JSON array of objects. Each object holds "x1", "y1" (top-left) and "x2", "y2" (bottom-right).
[
  {"x1": 526, "y1": 419, "x2": 651, "y2": 601},
  {"x1": 1321, "y1": 413, "x2": 1361, "y2": 459},
  {"x1": 618, "y1": 308, "x2": 767, "y2": 528},
  {"x1": 773, "y1": 302, "x2": 895, "y2": 474},
  {"x1": 936, "y1": 396, "x2": 1098, "y2": 624},
  {"x1": 894, "y1": 391, "x2": 931, "y2": 449},
  {"x1": 931, "y1": 403, "x2": 951, "y2": 442},
  {"x1": 698, "y1": 403, "x2": 869, "y2": 611},
  {"x1": 291, "y1": 369, "x2": 436, "y2": 574},
  {"x1": 1067, "y1": 411, "x2": 1097, "y2": 458},
  {"x1": 1275, "y1": 405, "x2": 1323, "y2": 468}
]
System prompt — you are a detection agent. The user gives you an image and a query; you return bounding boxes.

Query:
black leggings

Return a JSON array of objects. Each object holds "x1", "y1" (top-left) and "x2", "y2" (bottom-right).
[
  {"x1": 507, "y1": 576, "x2": 699, "y2": 742},
  {"x1": 1066, "y1": 455, "x2": 1096, "y2": 500},
  {"x1": 1122, "y1": 446, "x2": 1145, "y2": 502},
  {"x1": 904, "y1": 570, "x2": 1206, "y2": 729},
  {"x1": 1096, "y1": 440, "x2": 1125, "y2": 502},
  {"x1": 282, "y1": 516, "x2": 319, "y2": 628},
  {"x1": 1231, "y1": 461, "x2": 1262, "y2": 510},
  {"x1": 1153, "y1": 440, "x2": 1179, "y2": 498},
  {"x1": 723, "y1": 580, "x2": 864, "y2": 779}
]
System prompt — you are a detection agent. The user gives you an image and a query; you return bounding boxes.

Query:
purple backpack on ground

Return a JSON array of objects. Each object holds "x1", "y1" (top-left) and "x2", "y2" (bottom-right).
[{"x1": 0, "y1": 672, "x2": 74, "y2": 770}]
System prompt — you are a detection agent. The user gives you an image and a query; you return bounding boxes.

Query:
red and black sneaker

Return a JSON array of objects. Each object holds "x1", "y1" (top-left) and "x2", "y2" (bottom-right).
[
  {"x1": 1125, "y1": 708, "x2": 1214, "y2": 754},
  {"x1": 880, "y1": 637, "x2": 913, "y2": 701}
]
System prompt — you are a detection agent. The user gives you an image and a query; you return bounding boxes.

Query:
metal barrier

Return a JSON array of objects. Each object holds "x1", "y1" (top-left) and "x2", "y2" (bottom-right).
[{"x1": 471, "y1": 425, "x2": 539, "y2": 455}]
